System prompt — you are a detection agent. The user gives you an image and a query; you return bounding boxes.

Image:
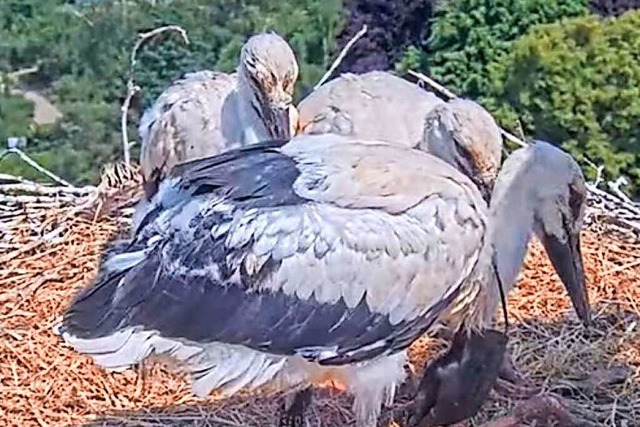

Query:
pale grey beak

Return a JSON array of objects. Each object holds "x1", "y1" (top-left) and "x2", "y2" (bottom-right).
[
  {"x1": 540, "y1": 229, "x2": 591, "y2": 326},
  {"x1": 471, "y1": 174, "x2": 493, "y2": 205}
]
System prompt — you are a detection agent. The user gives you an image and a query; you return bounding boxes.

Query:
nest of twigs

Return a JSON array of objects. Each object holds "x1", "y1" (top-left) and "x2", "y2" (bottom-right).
[{"x1": 1, "y1": 164, "x2": 639, "y2": 427}]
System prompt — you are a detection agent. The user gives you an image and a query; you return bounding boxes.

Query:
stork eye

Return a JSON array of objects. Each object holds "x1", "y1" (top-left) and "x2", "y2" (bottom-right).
[{"x1": 282, "y1": 77, "x2": 293, "y2": 92}]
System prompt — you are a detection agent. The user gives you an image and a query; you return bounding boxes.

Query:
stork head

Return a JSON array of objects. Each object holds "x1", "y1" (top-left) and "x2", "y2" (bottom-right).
[
  {"x1": 421, "y1": 99, "x2": 503, "y2": 203},
  {"x1": 239, "y1": 32, "x2": 299, "y2": 140},
  {"x1": 526, "y1": 141, "x2": 590, "y2": 326}
]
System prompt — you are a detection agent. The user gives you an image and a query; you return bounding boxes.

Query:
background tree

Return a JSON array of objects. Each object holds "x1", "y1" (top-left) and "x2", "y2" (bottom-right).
[
  {"x1": 333, "y1": 0, "x2": 434, "y2": 74},
  {"x1": 0, "y1": 0, "x2": 343, "y2": 184},
  {"x1": 485, "y1": 12, "x2": 640, "y2": 191},
  {"x1": 2, "y1": 0, "x2": 640, "y2": 197},
  {"x1": 410, "y1": 0, "x2": 589, "y2": 100}
]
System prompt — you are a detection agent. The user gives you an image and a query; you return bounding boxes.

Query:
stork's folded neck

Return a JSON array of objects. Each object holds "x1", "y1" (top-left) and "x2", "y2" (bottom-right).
[
  {"x1": 487, "y1": 149, "x2": 537, "y2": 302},
  {"x1": 236, "y1": 71, "x2": 271, "y2": 145}
]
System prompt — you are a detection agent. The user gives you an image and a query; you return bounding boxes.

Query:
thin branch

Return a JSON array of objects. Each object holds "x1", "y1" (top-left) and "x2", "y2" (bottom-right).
[
  {"x1": 608, "y1": 177, "x2": 633, "y2": 203},
  {"x1": 582, "y1": 156, "x2": 605, "y2": 188},
  {"x1": 0, "y1": 173, "x2": 34, "y2": 184},
  {"x1": 121, "y1": 25, "x2": 190, "y2": 166},
  {"x1": 7, "y1": 66, "x2": 39, "y2": 80},
  {"x1": 0, "y1": 182, "x2": 95, "y2": 196},
  {"x1": 0, "y1": 148, "x2": 73, "y2": 187},
  {"x1": 408, "y1": 69, "x2": 456, "y2": 99},
  {"x1": 121, "y1": 81, "x2": 140, "y2": 166},
  {"x1": 314, "y1": 25, "x2": 367, "y2": 90},
  {"x1": 407, "y1": 70, "x2": 527, "y2": 148},
  {"x1": 593, "y1": 165, "x2": 605, "y2": 188}
]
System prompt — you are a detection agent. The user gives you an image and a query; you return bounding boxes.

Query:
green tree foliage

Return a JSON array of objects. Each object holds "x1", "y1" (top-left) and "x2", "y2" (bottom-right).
[
  {"x1": 408, "y1": 0, "x2": 589, "y2": 99},
  {"x1": 0, "y1": 0, "x2": 343, "y2": 184},
  {"x1": 0, "y1": 80, "x2": 34, "y2": 144},
  {"x1": 486, "y1": 12, "x2": 640, "y2": 191}
]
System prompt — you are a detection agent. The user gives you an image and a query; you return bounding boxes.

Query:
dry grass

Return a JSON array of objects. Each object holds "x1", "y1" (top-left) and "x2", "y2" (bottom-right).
[{"x1": 1, "y1": 180, "x2": 639, "y2": 427}]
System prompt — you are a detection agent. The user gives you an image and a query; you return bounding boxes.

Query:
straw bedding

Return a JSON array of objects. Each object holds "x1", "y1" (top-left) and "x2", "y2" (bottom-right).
[{"x1": 1, "y1": 165, "x2": 639, "y2": 427}]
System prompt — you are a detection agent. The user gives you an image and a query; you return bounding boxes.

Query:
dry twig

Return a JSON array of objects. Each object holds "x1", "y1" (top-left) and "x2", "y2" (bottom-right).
[
  {"x1": 314, "y1": 25, "x2": 367, "y2": 90},
  {"x1": 120, "y1": 25, "x2": 190, "y2": 166},
  {"x1": 0, "y1": 148, "x2": 73, "y2": 187},
  {"x1": 407, "y1": 70, "x2": 527, "y2": 149}
]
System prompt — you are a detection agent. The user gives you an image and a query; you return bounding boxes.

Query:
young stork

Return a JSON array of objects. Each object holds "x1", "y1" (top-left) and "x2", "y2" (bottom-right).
[
  {"x1": 296, "y1": 70, "x2": 503, "y2": 201},
  {"x1": 58, "y1": 136, "x2": 589, "y2": 427},
  {"x1": 136, "y1": 31, "x2": 299, "y2": 214}
]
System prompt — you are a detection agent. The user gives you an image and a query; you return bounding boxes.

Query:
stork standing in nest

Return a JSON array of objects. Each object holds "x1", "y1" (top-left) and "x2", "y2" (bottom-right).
[
  {"x1": 296, "y1": 70, "x2": 503, "y2": 201},
  {"x1": 58, "y1": 135, "x2": 590, "y2": 427},
  {"x1": 135, "y1": 31, "x2": 299, "y2": 229},
  {"x1": 296, "y1": 71, "x2": 593, "y2": 389}
]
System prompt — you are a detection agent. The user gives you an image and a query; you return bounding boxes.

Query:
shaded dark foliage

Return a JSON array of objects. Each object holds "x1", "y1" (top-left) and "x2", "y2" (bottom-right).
[
  {"x1": 333, "y1": 0, "x2": 434, "y2": 74},
  {"x1": 589, "y1": 0, "x2": 640, "y2": 16}
]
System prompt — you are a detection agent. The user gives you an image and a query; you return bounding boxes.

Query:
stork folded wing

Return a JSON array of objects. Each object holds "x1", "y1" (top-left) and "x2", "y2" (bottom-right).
[{"x1": 62, "y1": 137, "x2": 486, "y2": 367}]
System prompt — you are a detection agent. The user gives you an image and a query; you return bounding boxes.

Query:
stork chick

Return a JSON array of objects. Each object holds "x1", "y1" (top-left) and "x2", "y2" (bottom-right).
[
  {"x1": 296, "y1": 71, "x2": 503, "y2": 201},
  {"x1": 58, "y1": 136, "x2": 589, "y2": 427},
  {"x1": 137, "y1": 31, "x2": 299, "y2": 211}
]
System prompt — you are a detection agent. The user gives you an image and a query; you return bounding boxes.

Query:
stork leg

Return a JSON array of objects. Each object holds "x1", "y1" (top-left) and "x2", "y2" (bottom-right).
[
  {"x1": 408, "y1": 328, "x2": 507, "y2": 427},
  {"x1": 278, "y1": 387, "x2": 313, "y2": 427}
]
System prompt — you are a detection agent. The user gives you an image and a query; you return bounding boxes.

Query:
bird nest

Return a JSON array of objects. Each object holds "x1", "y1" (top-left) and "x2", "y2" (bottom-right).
[{"x1": 1, "y1": 164, "x2": 640, "y2": 427}]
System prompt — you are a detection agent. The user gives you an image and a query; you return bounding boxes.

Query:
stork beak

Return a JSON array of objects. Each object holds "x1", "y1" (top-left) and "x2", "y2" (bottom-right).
[
  {"x1": 289, "y1": 105, "x2": 300, "y2": 136},
  {"x1": 476, "y1": 179, "x2": 493, "y2": 205},
  {"x1": 269, "y1": 104, "x2": 292, "y2": 140},
  {"x1": 540, "y1": 229, "x2": 591, "y2": 326},
  {"x1": 469, "y1": 174, "x2": 493, "y2": 205}
]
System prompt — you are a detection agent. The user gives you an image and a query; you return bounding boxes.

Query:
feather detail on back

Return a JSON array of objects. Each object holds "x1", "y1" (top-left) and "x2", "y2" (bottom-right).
[{"x1": 60, "y1": 136, "x2": 491, "y2": 427}]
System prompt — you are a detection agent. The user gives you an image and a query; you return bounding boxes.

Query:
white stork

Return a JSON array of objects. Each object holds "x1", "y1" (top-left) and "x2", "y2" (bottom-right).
[
  {"x1": 58, "y1": 135, "x2": 589, "y2": 426},
  {"x1": 296, "y1": 71, "x2": 503, "y2": 200},
  {"x1": 137, "y1": 31, "x2": 299, "y2": 208},
  {"x1": 297, "y1": 71, "x2": 593, "y2": 389}
]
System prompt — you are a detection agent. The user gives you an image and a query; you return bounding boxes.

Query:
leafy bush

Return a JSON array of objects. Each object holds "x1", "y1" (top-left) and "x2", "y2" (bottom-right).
[
  {"x1": 333, "y1": 0, "x2": 434, "y2": 74},
  {"x1": 589, "y1": 0, "x2": 640, "y2": 16},
  {"x1": 414, "y1": 0, "x2": 588, "y2": 99},
  {"x1": 486, "y1": 12, "x2": 640, "y2": 192}
]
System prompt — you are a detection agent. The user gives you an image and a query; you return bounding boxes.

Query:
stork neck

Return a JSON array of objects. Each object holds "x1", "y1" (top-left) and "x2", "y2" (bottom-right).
[{"x1": 488, "y1": 163, "x2": 536, "y2": 296}]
